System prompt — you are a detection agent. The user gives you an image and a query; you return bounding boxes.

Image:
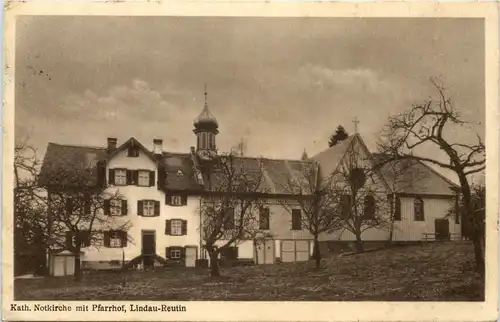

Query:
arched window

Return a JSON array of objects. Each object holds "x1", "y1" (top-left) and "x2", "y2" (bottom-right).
[
  {"x1": 414, "y1": 197, "x2": 424, "y2": 221},
  {"x1": 363, "y1": 195, "x2": 376, "y2": 219},
  {"x1": 341, "y1": 194, "x2": 351, "y2": 218}
]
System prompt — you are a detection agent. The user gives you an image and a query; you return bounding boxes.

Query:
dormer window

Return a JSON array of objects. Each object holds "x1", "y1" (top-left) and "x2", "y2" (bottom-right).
[{"x1": 128, "y1": 146, "x2": 139, "y2": 157}]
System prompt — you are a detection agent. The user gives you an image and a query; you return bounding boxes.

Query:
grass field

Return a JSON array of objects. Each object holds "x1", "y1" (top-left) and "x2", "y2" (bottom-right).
[{"x1": 14, "y1": 242, "x2": 484, "y2": 301}]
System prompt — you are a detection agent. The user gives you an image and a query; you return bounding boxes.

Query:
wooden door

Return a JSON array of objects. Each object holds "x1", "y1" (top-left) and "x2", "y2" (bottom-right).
[
  {"x1": 185, "y1": 246, "x2": 197, "y2": 267},
  {"x1": 264, "y1": 240, "x2": 275, "y2": 264},
  {"x1": 435, "y1": 219, "x2": 450, "y2": 241},
  {"x1": 141, "y1": 231, "x2": 156, "y2": 255}
]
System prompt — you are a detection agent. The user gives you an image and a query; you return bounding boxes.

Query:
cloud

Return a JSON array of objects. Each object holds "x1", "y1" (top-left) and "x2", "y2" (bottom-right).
[
  {"x1": 56, "y1": 79, "x2": 182, "y2": 123},
  {"x1": 297, "y1": 64, "x2": 393, "y2": 94}
]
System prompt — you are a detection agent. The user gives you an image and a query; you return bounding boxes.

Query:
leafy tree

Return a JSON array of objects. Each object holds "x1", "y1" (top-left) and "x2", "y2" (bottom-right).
[{"x1": 328, "y1": 125, "x2": 349, "y2": 147}]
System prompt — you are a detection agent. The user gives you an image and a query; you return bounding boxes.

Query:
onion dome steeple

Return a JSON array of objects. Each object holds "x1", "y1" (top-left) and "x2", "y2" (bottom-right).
[
  {"x1": 193, "y1": 85, "x2": 218, "y2": 156},
  {"x1": 193, "y1": 85, "x2": 219, "y2": 134}
]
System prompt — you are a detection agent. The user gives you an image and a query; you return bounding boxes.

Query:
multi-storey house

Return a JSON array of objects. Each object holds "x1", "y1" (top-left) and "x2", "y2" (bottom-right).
[{"x1": 38, "y1": 97, "x2": 461, "y2": 270}]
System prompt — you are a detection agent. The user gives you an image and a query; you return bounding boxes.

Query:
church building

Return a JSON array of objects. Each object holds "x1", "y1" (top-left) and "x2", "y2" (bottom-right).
[{"x1": 38, "y1": 91, "x2": 461, "y2": 270}]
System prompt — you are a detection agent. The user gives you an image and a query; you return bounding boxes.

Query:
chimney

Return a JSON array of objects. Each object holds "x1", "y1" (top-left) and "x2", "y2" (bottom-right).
[
  {"x1": 153, "y1": 139, "x2": 163, "y2": 155},
  {"x1": 107, "y1": 138, "x2": 117, "y2": 152}
]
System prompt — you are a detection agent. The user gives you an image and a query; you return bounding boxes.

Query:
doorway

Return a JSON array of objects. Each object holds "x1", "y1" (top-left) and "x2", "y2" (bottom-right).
[
  {"x1": 255, "y1": 239, "x2": 275, "y2": 265},
  {"x1": 435, "y1": 219, "x2": 450, "y2": 241},
  {"x1": 141, "y1": 230, "x2": 156, "y2": 268}
]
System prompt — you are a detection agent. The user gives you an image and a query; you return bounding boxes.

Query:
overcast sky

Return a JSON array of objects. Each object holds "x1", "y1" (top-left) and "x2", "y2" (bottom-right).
[{"x1": 15, "y1": 16, "x2": 484, "y2": 181}]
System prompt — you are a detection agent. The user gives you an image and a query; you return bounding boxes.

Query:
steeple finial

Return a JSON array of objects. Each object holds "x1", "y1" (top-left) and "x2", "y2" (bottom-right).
[
  {"x1": 352, "y1": 117, "x2": 360, "y2": 133},
  {"x1": 204, "y1": 83, "x2": 208, "y2": 106}
]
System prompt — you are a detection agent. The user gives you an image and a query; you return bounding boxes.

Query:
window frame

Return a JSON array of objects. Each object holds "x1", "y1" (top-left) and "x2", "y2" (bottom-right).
[
  {"x1": 143, "y1": 200, "x2": 156, "y2": 217},
  {"x1": 414, "y1": 197, "x2": 425, "y2": 221},
  {"x1": 291, "y1": 209, "x2": 302, "y2": 230},
  {"x1": 259, "y1": 207, "x2": 270, "y2": 230},
  {"x1": 114, "y1": 169, "x2": 127, "y2": 186},
  {"x1": 127, "y1": 146, "x2": 139, "y2": 157},
  {"x1": 137, "y1": 170, "x2": 150, "y2": 187},
  {"x1": 170, "y1": 249, "x2": 181, "y2": 259},
  {"x1": 170, "y1": 219, "x2": 183, "y2": 236},
  {"x1": 171, "y1": 196, "x2": 182, "y2": 206},
  {"x1": 394, "y1": 196, "x2": 402, "y2": 221},
  {"x1": 363, "y1": 195, "x2": 376, "y2": 219}
]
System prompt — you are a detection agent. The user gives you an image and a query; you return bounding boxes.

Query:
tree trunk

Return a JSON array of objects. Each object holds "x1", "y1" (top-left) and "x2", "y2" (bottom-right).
[
  {"x1": 209, "y1": 251, "x2": 220, "y2": 277},
  {"x1": 74, "y1": 252, "x2": 82, "y2": 280},
  {"x1": 354, "y1": 232, "x2": 364, "y2": 253},
  {"x1": 459, "y1": 175, "x2": 484, "y2": 276},
  {"x1": 253, "y1": 239, "x2": 259, "y2": 265},
  {"x1": 313, "y1": 235, "x2": 321, "y2": 269},
  {"x1": 387, "y1": 193, "x2": 395, "y2": 245}
]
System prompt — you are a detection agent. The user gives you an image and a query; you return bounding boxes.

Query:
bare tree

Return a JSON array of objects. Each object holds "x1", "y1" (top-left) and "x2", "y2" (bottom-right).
[
  {"x1": 277, "y1": 162, "x2": 344, "y2": 268},
  {"x1": 14, "y1": 139, "x2": 48, "y2": 275},
  {"x1": 48, "y1": 187, "x2": 130, "y2": 279},
  {"x1": 230, "y1": 137, "x2": 247, "y2": 157},
  {"x1": 378, "y1": 79, "x2": 485, "y2": 274},
  {"x1": 200, "y1": 153, "x2": 265, "y2": 277},
  {"x1": 42, "y1": 158, "x2": 132, "y2": 279},
  {"x1": 372, "y1": 152, "x2": 429, "y2": 243},
  {"x1": 331, "y1": 145, "x2": 391, "y2": 253}
]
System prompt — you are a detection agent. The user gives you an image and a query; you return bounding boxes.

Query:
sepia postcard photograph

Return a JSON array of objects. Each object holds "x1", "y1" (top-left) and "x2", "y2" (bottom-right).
[{"x1": 2, "y1": 2, "x2": 499, "y2": 321}]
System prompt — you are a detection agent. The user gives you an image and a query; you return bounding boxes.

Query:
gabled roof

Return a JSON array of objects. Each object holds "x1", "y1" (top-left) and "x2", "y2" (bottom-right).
[
  {"x1": 38, "y1": 141, "x2": 317, "y2": 196},
  {"x1": 38, "y1": 143, "x2": 107, "y2": 188},
  {"x1": 372, "y1": 153, "x2": 458, "y2": 196},
  {"x1": 108, "y1": 137, "x2": 157, "y2": 162},
  {"x1": 310, "y1": 135, "x2": 355, "y2": 177},
  {"x1": 201, "y1": 156, "x2": 317, "y2": 196},
  {"x1": 311, "y1": 134, "x2": 391, "y2": 192}
]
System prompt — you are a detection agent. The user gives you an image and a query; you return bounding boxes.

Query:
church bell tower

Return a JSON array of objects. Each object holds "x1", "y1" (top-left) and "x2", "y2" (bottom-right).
[{"x1": 193, "y1": 86, "x2": 218, "y2": 160}]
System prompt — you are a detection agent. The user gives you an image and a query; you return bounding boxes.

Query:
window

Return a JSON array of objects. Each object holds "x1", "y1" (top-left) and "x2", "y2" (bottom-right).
[
  {"x1": 106, "y1": 231, "x2": 127, "y2": 248},
  {"x1": 165, "y1": 219, "x2": 187, "y2": 235},
  {"x1": 341, "y1": 194, "x2": 351, "y2": 218},
  {"x1": 110, "y1": 199, "x2": 122, "y2": 216},
  {"x1": 68, "y1": 231, "x2": 91, "y2": 248},
  {"x1": 224, "y1": 207, "x2": 235, "y2": 229},
  {"x1": 363, "y1": 195, "x2": 376, "y2": 219},
  {"x1": 291, "y1": 209, "x2": 302, "y2": 230},
  {"x1": 138, "y1": 170, "x2": 150, "y2": 187},
  {"x1": 394, "y1": 197, "x2": 401, "y2": 221},
  {"x1": 414, "y1": 198, "x2": 425, "y2": 221},
  {"x1": 201, "y1": 133, "x2": 207, "y2": 149},
  {"x1": 138, "y1": 200, "x2": 160, "y2": 217},
  {"x1": 170, "y1": 248, "x2": 181, "y2": 259},
  {"x1": 171, "y1": 196, "x2": 182, "y2": 206},
  {"x1": 259, "y1": 207, "x2": 270, "y2": 230},
  {"x1": 143, "y1": 200, "x2": 155, "y2": 217},
  {"x1": 171, "y1": 219, "x2": 183, "y2": 236},
  {"x1": 110, "y1": 234, "x2": 122, "y2": 248},
  {"x1": 114, "y1": 169, "x2": 127, "y2": 186},
  {"x1": 128, "y1": 146, "x2": 139, "y2": 157}
]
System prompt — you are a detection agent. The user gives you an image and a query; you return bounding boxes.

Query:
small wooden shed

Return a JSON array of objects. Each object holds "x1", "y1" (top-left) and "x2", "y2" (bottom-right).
[{"x1": 49, "y1": 250, "x2": 76, "y2": 277}]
